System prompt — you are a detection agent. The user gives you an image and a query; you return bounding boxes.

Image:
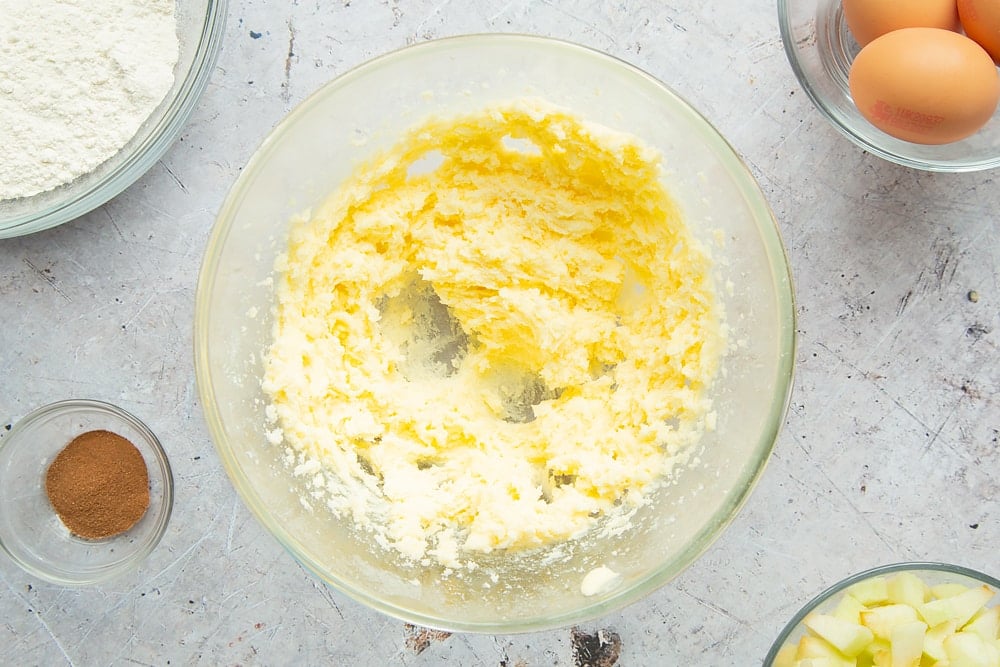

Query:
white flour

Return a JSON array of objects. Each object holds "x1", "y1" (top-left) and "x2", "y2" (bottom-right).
[{"x1": 0, "y1": 0, "x2": 178, "y2": 201}]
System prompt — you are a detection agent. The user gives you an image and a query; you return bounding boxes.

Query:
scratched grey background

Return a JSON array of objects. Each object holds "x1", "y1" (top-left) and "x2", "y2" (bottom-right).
[{"x1": 1, "y1": 1, "x2": 998, "y2": 665}]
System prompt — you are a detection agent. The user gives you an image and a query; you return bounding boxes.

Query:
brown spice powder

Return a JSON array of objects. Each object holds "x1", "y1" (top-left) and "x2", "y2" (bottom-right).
[{"x1": 45, "y1": 429, "x2": 150, "y2": 540}]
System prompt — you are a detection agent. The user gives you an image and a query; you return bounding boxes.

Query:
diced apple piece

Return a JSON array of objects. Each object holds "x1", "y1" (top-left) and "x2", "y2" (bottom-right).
[
  {"x1": 805, "y1": 613, "x2": 876, "y2": 657},
  {"x1": 835, "y1": 594, "x2": 869, "y2": 624},
  {"x1": 796, "y1": 635, "x2": 842, "y2": 658},
  {"x1": 851, "y1": 577, "x2": 891, "y2": 605},
  {"x1": 796, "y1": 659, "x2": 856, "y2": 667},
  {"x1": 871, "y1": 648, "x2": 892, "y2": 667},
  {"x1": 921, "y1": 586, "x2": 996, "y2": 628},
  {"x1": 925, "y1": 622, "x2": 961, "y2": 663},
  {"x1": 795, "y1": 635, "x2": 855, "y2": 666},
  {"x1": 944, "y1": 632, "x2": 1000, "y2": 667},
  {"x1": 795, "y1": 635, "x2": 847, "y2": 660},
  {"x1": 859, "y1": 639, "x2": 891, "y2": 665},
  {"x1": 943, "y1": 632, "x2": 999, "y2": 667},
  {"x1": 985, "y1": 641, "x2": 1000, "y2": 662},
  {"x1": 773, "y1": 643, "x2": 797, "y2": 667},
  {"x1": 890, "y1": 573, "x2": 930, "y2": 609},
  {"x1": 933, "y1": 584, "x2": 972, "y2": 600},
  {"x1": 859, "y1": 639, "x2": 892, "y2": 665},
  {"x1": 862, "y1": 604, "x2": 921, "y2": 640},
  {"x1": 793, "y1": 635, "x2": 854, "y2": 666},
  {"x1": 963, "y1": 607, "x2": 1000, "y2": 642},
  {"x1": 891, "y1": 621, "x2": 928, "y2": 667}
]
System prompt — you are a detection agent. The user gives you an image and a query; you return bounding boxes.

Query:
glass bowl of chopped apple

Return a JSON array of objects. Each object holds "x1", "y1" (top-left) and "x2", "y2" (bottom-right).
[
  {"x1": 194, "y1": 34, "x2": 795, "y2": 632},
  {"x1": 0, "y1": 0, "x2": 227, "y2": 239},
  {"x1": 765, "y1": 562, "x2": 1000, "y2": 667}
]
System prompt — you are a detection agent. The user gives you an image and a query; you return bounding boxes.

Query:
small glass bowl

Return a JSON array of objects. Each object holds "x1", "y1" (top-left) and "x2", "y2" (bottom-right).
[
  {"x1": 0, "y1": 400, "x2": 173, "y2": 585},
  {"x1": 0, "y1": 0, "x2": 228, "y2": 238},
  {"x1": 764, "y1": 562, "x2": 1000, "y2": 665},
  {"x1": 777, "y1": 0, "x2": 1000, "y2": 172}
]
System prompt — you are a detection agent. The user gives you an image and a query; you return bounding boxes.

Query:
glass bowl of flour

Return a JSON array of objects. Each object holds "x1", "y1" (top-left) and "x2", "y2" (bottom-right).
[
  {"x1": 0, "y1": 0, "x2": 227, "y2": 239},
  {"x1": 195, "y1": 35, "x2": 796, "y2": 633}
]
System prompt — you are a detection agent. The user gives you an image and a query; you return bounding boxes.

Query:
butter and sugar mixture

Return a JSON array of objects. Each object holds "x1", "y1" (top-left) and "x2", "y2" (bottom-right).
[{"x1": 262, "y1": 99, "x2": 725, "y2": 566}]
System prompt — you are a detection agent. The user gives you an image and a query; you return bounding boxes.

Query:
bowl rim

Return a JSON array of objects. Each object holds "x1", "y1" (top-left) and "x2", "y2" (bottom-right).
[
  {"x1": 194, "y1": 32, "x2": 797, "y2": 633},
  {"x1": 776, "y1": 0, "x2": 1000, "y2": 173},
  {"x1": 0, "y1": 0, "x2": 230, "y2": 238},
  {"x1": 763, "y1": 561, "x2": 1000, "y2": 664},
  {"x1": 0, "y1": 398, "x2": 175, "y2": 586}
]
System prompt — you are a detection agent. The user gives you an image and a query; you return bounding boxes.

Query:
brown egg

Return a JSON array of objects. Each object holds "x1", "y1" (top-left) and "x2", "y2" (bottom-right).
[
  {"x1": 842, "y1": 0, "x2": 961, "y2": 46},
  {"x1": 849, "y1": 28, "x2": 1000, "y2": 144},
  {"x1": 958, "y1": 0, "x2": 1000, "y2": 63}
]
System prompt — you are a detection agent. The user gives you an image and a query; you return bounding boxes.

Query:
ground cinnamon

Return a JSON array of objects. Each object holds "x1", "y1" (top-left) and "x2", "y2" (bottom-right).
[{"x1": 45, "y1": 430, "x2": 150, "y2": 540}]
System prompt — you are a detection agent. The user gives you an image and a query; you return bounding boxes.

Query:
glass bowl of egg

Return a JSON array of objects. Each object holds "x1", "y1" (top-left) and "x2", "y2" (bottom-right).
[
  {"x1": 194, "y1": 34, "x2": 796, "y2": 632},
  {"x1": 764, "y1": 562, "x2": 1000, "y2": 666},
  {"x1": 778, "y1": 0, "x2": 1000, "y2": 171},
  {"x1": 0, "y1": 0, "x2": 227, "y2": 239}
]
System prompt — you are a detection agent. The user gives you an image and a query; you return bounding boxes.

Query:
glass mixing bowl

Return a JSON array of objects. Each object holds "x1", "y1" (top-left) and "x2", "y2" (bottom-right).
[
  {"x1": 763, "y1": 562, "x2": 1000, "y2": 665},
  {"x1": 778, "y1": 0, "x2": 1000, "y2": 172},
  {"x1": 194, "y1": 34, "x2": 796, "y2": 633},
  {"x1": 0, "y1": 0, "x2": 228, "y2": 239}
]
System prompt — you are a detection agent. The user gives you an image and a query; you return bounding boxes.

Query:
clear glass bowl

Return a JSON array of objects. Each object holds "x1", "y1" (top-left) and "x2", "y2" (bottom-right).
[
  {"x1": 194, "y1": 34, "x2": 796, "y2": 633},
  {"x1": 0, "y1": 400, "x2": 173, "y2": 585},
  {"x1": 0, "y1": 0, "x2": 228, "y2": 239},
  {"x1": 764, "y1": 562, "x2": 1000, "y2": 665},
  {"x1": 778, "y1": 0, "x2": 1000, "y2": 172}
]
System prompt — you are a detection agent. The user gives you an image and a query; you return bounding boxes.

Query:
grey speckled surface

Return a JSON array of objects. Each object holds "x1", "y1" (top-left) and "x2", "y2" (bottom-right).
[{"x1": 1, "y1": 1, "x2": 998, "y2": 665}]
